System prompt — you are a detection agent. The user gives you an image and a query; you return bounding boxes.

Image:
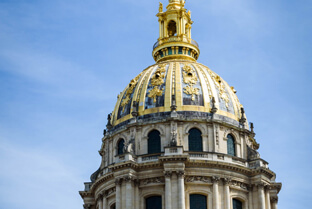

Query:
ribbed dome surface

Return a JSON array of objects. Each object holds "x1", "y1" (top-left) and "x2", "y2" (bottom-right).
[{"x1": 111, "y1": 61, "x2": 243, "y2": 126}]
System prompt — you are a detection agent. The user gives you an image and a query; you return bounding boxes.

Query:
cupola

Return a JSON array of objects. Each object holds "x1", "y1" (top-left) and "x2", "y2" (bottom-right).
[{"x1": 153, "y1": 1, "x2": 200, "y2": 63}]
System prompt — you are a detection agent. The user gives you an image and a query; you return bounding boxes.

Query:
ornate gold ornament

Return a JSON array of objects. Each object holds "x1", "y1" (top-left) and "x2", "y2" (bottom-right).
[
  {"x1": 183, "y1": 85, "x2": 199, "y2": 101},
  {"x1": 208, "y1": 70, "x2": 230, "y2": 108},
  {"x1": 147, "y1": 64, "x2": 166, "y2": 103},
  {"x1": 120, "y1": 73, "x2": 142, "y2": 111},
  {"x1": 121, "y1": 95, "x2": 131, "y2": 111},
  {"x1": 159, "y1": 2, "x2": 163, "y2": 13},
  {"x1": 148, "y1": 87, "x2": 163, "y2": 103},
  {"x1": 182, "y1": 64, "x2": 199, "y2": 101},
  {"x1": 182, "y1": 64, "x2": 198, "y2": 85}
]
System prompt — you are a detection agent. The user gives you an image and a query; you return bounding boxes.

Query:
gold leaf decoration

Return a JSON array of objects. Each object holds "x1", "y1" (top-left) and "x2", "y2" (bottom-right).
[
  {"x1": 182, "y1": 64, "x2": 198, "y2": 85},
  {"x1": 207, "y1": 70, "x2": 230, "y2": 108},
  {"x1": 148, "y1": 64, "x2": 166, "y2": 102},
  {"x1": 120, "y1": 72, "x2": 143, "y2": 111},
  {"x1": 183, "y1": 85, "x2": 199, "y2": 101},
  {"x1": 121, "y1": 95, "x2": 130, "y2": 111},
  {"x1": 182, "y1": 64, "x2": 200, "y2": 100},
  {"x1": 148, "y1": 87, "x2": 163, "y2": 103}
]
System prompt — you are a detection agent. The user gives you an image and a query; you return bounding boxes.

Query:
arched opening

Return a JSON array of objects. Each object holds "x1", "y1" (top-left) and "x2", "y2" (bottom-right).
[
  {"x1": 167, "y1": 20, "x2": 177, "y2": 37},
  {"x1": 233, "y1": 198, "x2": 243, "y2": 209},
  {"x1": 146, "y1": 195, "x2": 162, "y2": 209},
  {"x1": 110, "y1": 203, "x2": 116, "y2": 209},
  {"x1": 117, "y1": 139, "x2": 125, "y2": 155},
  {"x1": 190, "y1": 194, "x2": 207, "y2": 209},
  {"x1": 188, "y1": 128, "x2": 203, "y2": 152},
  {"x1": 227, "y1": 134, "x2": 236, "y2": 156},
  {"x1": 148, "y1": 130, "x2": 161, "y2": 154}
]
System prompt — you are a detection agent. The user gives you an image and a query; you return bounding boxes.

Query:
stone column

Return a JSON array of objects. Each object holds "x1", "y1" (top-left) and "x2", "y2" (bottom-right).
[
  {"x1": 134, "y1": 179, "x2": 140, "y2": 209},
  {"x1": 212, "y1": 176, "x2": 220, "y2": 209},
  {"x1": 125, "y1": 176, "x2": 133, "y2": 209},
  {"x1": 270, "y1": 197, "x2": 278, "y2": 209},
  {"x1": 115, "y1": 178, "x2": 122, "y2": 209},
  {"x1": 247, "y1": 185, "x2": 253, "y2": 209},
  {"x1": 102, "y1": 193, "x2": 107, "y2": 209},
  {"x1": 98, "y1": 194, "x2": 103, "y2": 209},
  {"x1": 258, "y1": 183, "x2": 265, "y2": 209},
  {"x1": 223, "y1": 178, "x2": 231, "y2": 209},
  {"x1": 265, "y1": 186, "x2": 271, "y2": 209},
  {"x1": 164, "y1": 171, "x2": 172, "y2": 209},
  {"x1": 177, "y1": 171, "x2": 185, "y2": 209}
]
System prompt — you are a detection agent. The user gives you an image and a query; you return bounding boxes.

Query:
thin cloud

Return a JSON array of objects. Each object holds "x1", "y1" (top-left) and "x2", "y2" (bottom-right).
[{"x1": 0, "y1": 139, "x2": 83, "y2": 209}]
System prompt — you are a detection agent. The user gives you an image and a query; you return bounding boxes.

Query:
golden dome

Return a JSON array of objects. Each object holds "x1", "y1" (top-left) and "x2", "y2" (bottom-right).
[
  {"x1": 110, "y1": 60, "x2": 244, "y2": 127},
  {"x1": 107, "y1": 1, "x2": 246, "y2": 129}
]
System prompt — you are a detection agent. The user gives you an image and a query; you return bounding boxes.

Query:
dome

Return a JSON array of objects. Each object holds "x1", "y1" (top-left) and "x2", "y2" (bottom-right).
[{"x1": 110, "y1": 61, "x2": 244, "y2": 128}]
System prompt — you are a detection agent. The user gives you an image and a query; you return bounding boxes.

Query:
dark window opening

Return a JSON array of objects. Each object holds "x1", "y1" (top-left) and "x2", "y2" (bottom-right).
[
  {"x1": 227, "y1": 134, "x2": 236, "y2": 156},
  {"x1": 168, "y1": 20, "x2": 177, "y2": 37},
  {"x1": 190, "y1": 194, "x2": 207, "y2": 209},
  {"x1": 117, "y1": 139, "x2": 125, "y2": 155},
  {"x1": 233, "y1": 199, "x2": 243, "y2": 209},
  {"x1": 188, "y1": 128, "x2": 203, "y2": 152},
  {"x1": 146, "y1": 196, "x2": 162, "y2": 209},
  {"x1": 148, "y1": 130, "x2": 161, "y2": 154}
]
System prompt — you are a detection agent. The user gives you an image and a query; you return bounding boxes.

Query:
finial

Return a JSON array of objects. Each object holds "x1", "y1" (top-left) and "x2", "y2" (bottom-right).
[
  {"x1": 250, "y1": 122, "x2": 256, "y2": 137},
  {"x1": 239, "y1": 107, "x2": 246, "y2": 125},
  {"x1": 211, "y1": 97, "x2": 218, "y2": 114},
  {"x1": 159, "y1": 2, "x2": 163, "y2": 13},
  {"x1": 106, "y1": 113, "x2": 112, "y2": 130}
]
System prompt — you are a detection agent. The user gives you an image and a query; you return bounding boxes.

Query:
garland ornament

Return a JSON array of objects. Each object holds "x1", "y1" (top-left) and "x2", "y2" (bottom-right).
[
  {"x1": 148, "y1": 64, "x2": 166, "y2": 103},
  {"x1": 120, "y1": 73, "x2": 142, "y2": 111},
  {"x1": 182, "y1": 64, "x2": 199, "y2": 101}
]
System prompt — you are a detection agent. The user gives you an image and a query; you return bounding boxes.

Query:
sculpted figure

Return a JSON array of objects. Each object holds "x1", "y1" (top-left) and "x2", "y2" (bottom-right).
[{"x1": 159, "y1": 2, "x2": 163, "y2": 13}]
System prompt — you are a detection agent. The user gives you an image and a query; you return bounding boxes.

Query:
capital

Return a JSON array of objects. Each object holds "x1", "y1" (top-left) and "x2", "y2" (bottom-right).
[
  {"x1": 115, "y1": 178, "x2": 122, "y2": 185},
  {"x1": 177, "y1": 170, "x2": 185, "y2": 178},
  {"x1": 211, "y1": 176, "x2": 220, "y2": 183},
  {"x1": 124, "y1": 175, "x2": 133, "y2": 182},
  {"x1": 164, "y1": 171, "x2": 172, "y2": 178},
  {"x1": 270, "y1": 196, "x2": 278, "y2": 203},
  {"x1": 223, "y1": 177, "x2": 232, "y2": 185}
]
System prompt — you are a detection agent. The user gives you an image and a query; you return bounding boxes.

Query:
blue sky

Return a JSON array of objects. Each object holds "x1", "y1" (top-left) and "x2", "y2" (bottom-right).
[{"x1": 0, "y1": 0, "x2": 311, "y2": 209}]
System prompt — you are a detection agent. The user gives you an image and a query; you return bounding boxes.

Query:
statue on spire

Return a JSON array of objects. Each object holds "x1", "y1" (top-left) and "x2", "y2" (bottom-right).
[{"x1": 159, "y1": 2, "x2": 163, "y2": 13}]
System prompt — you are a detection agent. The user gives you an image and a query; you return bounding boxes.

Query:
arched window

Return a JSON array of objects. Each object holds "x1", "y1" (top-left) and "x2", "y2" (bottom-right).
[
  {"x1": 233, "y1": 199, "x2": 243, "y2": 209},
  {"x1": 148, "y1": 130, "x2": 161, "y2": 154},
  {"x1": 110, "y1": 203, "x2": 116, "y2": 209},
  {"x1": 167, "y1": 20, "x2": 177, "y2": 37},
  {"x1": 190, "y1": 194, "x2": 207, "y2": 209},
  {"x1": 146, "y1": 195, "x2": 162, "y2": 209},
  {"x1": 117, "y1": 139, "x2": 125, "y2": 155},
  {"x1": 188, "y1": 128, "x2": 203, "y2": 152},
  {"x1": 227, "y1": 134, "x2": 236, "y2": 156}
]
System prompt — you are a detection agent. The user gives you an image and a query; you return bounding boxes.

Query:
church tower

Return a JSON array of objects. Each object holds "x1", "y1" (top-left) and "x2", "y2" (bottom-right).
[{"x1": 79, "y1": 1, "x2": 281, "y2": 209}]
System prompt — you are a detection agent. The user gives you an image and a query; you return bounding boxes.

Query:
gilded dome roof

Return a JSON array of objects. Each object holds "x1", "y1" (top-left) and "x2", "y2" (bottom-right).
[{"x1": 110, "y1": 61, "x2": 243, "y2": 127}]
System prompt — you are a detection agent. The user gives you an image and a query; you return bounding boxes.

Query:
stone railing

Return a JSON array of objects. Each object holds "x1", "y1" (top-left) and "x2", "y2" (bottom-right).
[
  {"x1": 137, "y1": 154, "x2": 161, "y2": 163},
  {"x1": 187, "y1": 152, "x2": 248, "y2": 167}
]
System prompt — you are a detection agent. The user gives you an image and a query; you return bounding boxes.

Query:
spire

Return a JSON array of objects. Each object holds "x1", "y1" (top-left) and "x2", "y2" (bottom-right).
[{"x1": 152, "y1": 1, "x2": 200, "y2": 63}]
